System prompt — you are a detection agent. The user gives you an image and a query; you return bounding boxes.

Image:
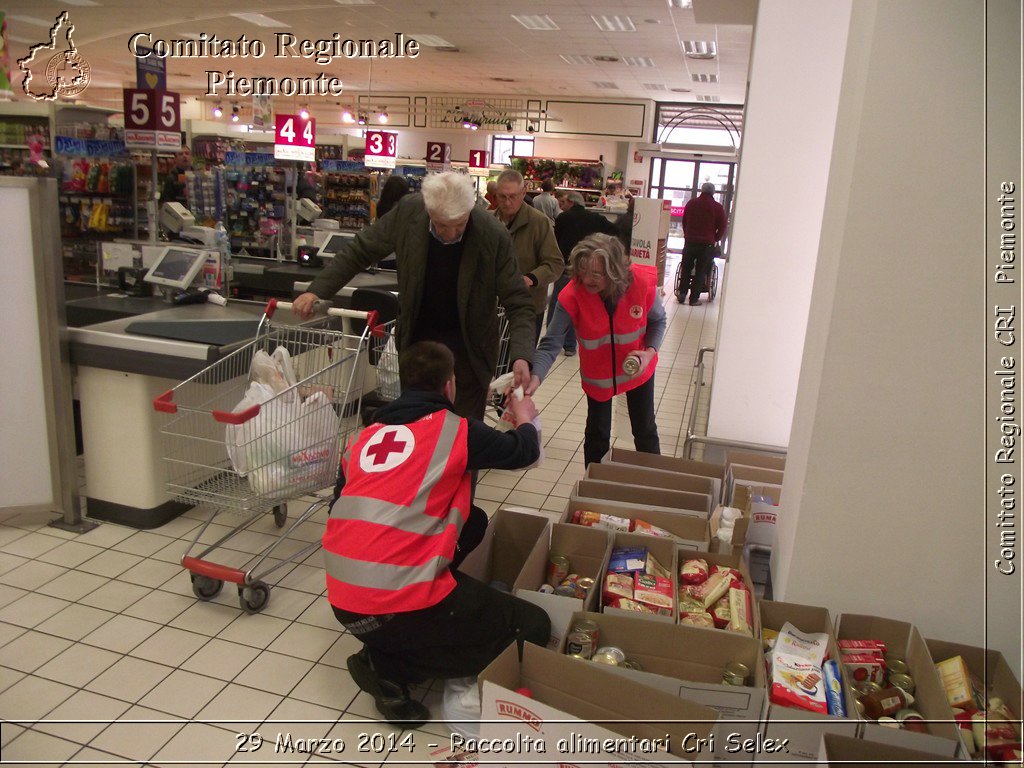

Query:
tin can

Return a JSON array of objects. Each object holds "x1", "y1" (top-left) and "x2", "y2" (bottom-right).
[
  {"x1": 567, "y1": 653, "x2": 588, "y2": 661},
  {"x1": 591, "y1": 651, "x2": 621, "y2": 666},
  {"x1": 554, "y1": 584, "x2": 578, "y2": 597},
  {"x1": 621, "y1": 658, "x2": 643, "y2": 671},
  {"x1": 570, "y1": 619, "x2": 600, "y2": 650},
  {"x1": 886, "y1": 658, "x2": 909, "y2": 676},
  {"x1": 547, "y1": 555, "x2": 570, "y2": 587},
  {"x1": 854, "y1": 680, "x2": 883, "y2": 699},
  {"x1": 896, "y1": 708, "x2": 927, "y2": 734},
  {"x1": 889, "y1": 673, "x2": 915, "y2": 696},
  {"x1": 723, "y1": 662, "x2": 750, "y2": 686},
  {"x1": 622, "y1": 354, "x2": 641, "y2": 376},
  {"x1": 594, "y1": 646, "x2": 626, "y2": 665},
  {"x1": 565, "y1": 630, "x2": 595, "y2": 659},
  {"x1": 576, "y1": 577, "x2": 595, "y2": 597},
  {"x1": 877, "y1": 716, "x2": 901, "y2": 729}
]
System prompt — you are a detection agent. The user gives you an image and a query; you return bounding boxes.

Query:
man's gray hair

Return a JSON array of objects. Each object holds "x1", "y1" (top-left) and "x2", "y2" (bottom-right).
[
  {"x1": 496, "y1": 169, "x2": 525, "y2": 186},
  {"x1": 701, "y1": 182, "x2": 716, "y2": 194},
  {"x1": 567, "y1": 191, "x2": 586, "y2": 205},
  {"x1": 422, "y1": 172, "x2": 477, "y2": 220}
]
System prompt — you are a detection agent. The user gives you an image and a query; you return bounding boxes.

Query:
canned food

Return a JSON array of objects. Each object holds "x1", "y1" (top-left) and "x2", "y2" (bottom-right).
[
  {"x1": 591, "y1": 651, "x2": 621, "y2": 666},
  {"x1": 594, "y1": 646, "x2": 626, "y2": 665},
  {"x1": 896, "y1": 708, "x2": 927, "y2": 734},
  {"x1": 621, "y1": 658, "x2": 643, "y2": 671},
  {"x1": 566, "y1": 653, "x2": 588, "y2": 661},
  {"x1": 576, "y1": 577, "x2": 595, "y2": 596},
  {"x1": 554, "y1": 584, "x2": 578, "y2": 597},
  {"x1": 877, "y1": 716, "x2": 901, "y2": 729},
  {"x1": 724, "y1": 662, "x2": 750, "y2": 685},
  {"x1": 537, "y1": 583, "x2": 555, "y2": 594},
  {"x1": 889, "y1": 673, "x2": 915, "y2": 695},
  {"x1": 855, "y1": 698, "x2": 865, "y2": 716},
  {"x1": 886, "y1": 658, "x2": 909, "y2": 676},
  {"x1": 622, "y1": 354, "x2": 641, "y2": 376},
  {"x1": 565, "y1": 630, "x2": 595, "y2": 659},
  {"x1": 547, "y1": 555, "x2": 570, "y2": 587}
]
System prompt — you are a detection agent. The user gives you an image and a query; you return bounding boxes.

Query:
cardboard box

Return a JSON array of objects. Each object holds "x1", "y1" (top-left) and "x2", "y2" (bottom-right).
[
  {"x1": 478, "y1": 642, "x2": 719, "y2": 765},
  {"x1": 817, "y1": 732, "x2": 985, "y2": 766},
  {"x1": 731, "y1": 483, "x2": 781, "y2": 548},
  {"x1": 677, "y1": 548, "x2": 761, "y2": 640},
  {"x1": 562, "y1": 610, "x2": 769, "y2": 763},
  {"x1": 458, "y1": 508, "x2": 550, "y2": 589},
  {"x1": 601, "y1": 531, "x2": 678, "y2": 623},
  {"x1": 574, "y1": 478, "x2": 711, "y2": 518},
  {"x1": 726, "y1": 449, "x2": 787, "y2": 473},
  {"x1": 513, "y1": 523, "x2": 611, "y2": 649},
  {"x1": 586, "y1": 461, "x2": 717, "y2": 498},
  {"x1": 835, "y1": 614, "x2": 963, "y2": 757},
  {"x1": 726, "y1": 464, "x2": 783, "y2": 508},
  {"x1": 758, "y1": 600, "x2": 860, "y2": 760},
  {"x1": 563, "y1": 497, "x2": 710, "y2": 552},
  {"x1": 925, "y1": 637, "x2": 1022, "y2": 760},
  {"x1": 602, "y1": 447, "x2": 725, "y2": 500}
]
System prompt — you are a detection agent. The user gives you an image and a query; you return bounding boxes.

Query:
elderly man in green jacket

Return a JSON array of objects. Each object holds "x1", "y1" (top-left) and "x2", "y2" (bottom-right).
[
  {"x1": 293, "y1": 172, "x2": 535, "y2": 420},
  {"x1": 493, "y1": 169, "x2": 564, "y2": 344}
]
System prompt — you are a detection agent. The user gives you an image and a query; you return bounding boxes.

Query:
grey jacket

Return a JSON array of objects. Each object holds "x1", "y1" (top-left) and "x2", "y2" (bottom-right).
[
  {"x1": 498, "y1": 202, "x2": 564, "y2": 315},
  {"x1": 307, "y1": 193, "x2": 536, "y2": 389}
]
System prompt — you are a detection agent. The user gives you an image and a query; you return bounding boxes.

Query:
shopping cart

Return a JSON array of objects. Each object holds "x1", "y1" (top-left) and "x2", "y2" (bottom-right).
[{"x1": 153, "y1": 299, "x2": 389, "y2": 613}]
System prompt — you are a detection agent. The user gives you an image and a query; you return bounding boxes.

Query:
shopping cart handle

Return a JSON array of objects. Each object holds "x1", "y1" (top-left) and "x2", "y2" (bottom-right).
[
  {"x1": 212, "y1": 404, "x2": 261, "y2": 424},
  {"x1": 366, "y1": 309, "x2": 387, "y2": 338},
  {"x1": 270, "y1": 299, "x2": 375, "y2": 322},
  {"x1": 153, "y1": 390, "x2": 177, "y2": 414}
]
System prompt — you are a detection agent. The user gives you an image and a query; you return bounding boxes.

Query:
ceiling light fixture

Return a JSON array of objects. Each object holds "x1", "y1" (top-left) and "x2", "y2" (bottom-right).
[
  {"x1": 377, "y1": 107, "x2": 389, "y2": 123},
  {"x1": 212, "y1": 103, "x2": 223, "y2": 118},
  {"x1": 341, "y1": 107, "x2": 355, "y2": 123},
  {"x1": 357, "y1": 113, "x2": 368, "y2": 125},
  {"x1": 299, "y1": 105, "x2": 310, "y2": 119},
  {"x1": 231, "y1": 104, "x2": 240, "y2": 122}
]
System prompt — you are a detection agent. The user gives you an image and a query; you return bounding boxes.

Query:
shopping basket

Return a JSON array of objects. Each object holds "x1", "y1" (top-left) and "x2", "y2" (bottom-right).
[{"x1": 152, "y1": 299, "x2": 390, "y2": 613}]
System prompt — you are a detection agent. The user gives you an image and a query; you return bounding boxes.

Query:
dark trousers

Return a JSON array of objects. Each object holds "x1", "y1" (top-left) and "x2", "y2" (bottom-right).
[
  {"x1": 451, "y1": 349, "x2": 488, "y2": 421},
  {"x1": 583, "y1": 375, "x2": 660, "y2": 466},
  {"x1": 332, "y1": 506, "x2": 550, "y2": 684},
  {"x1": 681, "y1": 241, "x2": 715, "y2": 302},
  {"x1": 545, "y1": 274, "x2": 577, "y2": 352}
]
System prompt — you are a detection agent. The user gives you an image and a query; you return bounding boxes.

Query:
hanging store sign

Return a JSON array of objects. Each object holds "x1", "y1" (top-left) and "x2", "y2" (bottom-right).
[
  {"x1": 425, "y1": 141, "x2": 451, "y2": 173},
  {"x1": 274, "y1": 114, "x2": 316, "y2": 162},
  {"x1": 122, "y1": 88, "x2": 182, "y2": 151},
  {"x1": 364, "y1": 130, "x2": 397, "y2": 169},
  {"x1": 468, "y1": 149, "x2": 489, "y2": 176}
]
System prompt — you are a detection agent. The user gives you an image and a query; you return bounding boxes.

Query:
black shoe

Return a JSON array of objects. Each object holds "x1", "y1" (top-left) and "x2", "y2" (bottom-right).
[
  {"x1": 689, "y1": 298, "x2": 702, "y2": 306},
  {"x1": 347, "y1": 649, "x2": 430, "y2": 728},
  {"x1": 563, "y1": 348, "x2": 577, "y2": 357}
]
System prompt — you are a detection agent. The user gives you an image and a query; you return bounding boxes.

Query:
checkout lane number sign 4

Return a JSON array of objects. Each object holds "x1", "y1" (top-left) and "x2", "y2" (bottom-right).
[{"x1": 274, "y1": 114, "x2": 316, "y2": 163}]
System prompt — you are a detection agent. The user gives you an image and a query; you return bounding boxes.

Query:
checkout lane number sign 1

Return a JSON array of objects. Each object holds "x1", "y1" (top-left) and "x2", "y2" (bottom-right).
[
  {"x1": 364, "y1": 130, "x2": 398, "y2": 169},
  {"x1": 274, "y1": 114, "x2": 316, "y2": 163}
]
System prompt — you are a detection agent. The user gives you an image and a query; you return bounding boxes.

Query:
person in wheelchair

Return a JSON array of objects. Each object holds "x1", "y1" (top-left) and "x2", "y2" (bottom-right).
[{"x1": 680, "y1": 182, "x2": 727, "y2": 306}]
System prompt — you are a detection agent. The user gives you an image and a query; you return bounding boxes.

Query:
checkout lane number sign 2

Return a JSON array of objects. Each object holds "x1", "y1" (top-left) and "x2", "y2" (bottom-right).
[
  {"x1": 364, "y1": 130, "x2": 397, "y2": 169},
  {"x1": 274, "y1": 114, "x2": 316, "y2": 163}
]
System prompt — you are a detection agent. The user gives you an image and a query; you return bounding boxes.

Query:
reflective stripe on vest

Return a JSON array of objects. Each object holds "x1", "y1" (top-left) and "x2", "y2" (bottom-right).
[
  {"x1": 323, "y1": 409, "x2": 470, "y2": 613},
  {"x1": 577, "y1": 326, "x2": 646, "y2": 350}
]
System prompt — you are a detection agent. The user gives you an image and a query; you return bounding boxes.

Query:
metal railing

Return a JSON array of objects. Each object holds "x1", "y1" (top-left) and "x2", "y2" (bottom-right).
[{"x1": 682, "y1": 346, "x2": 789, "y2": 459}]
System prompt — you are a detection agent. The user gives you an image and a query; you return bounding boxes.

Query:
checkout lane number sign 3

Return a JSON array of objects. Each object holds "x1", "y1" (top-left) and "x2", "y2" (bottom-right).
[
  {"x1": 274, "y1": 114, "x2": 316, "y2": 163},
  {"x1": 364, "y1": 130, "x2": 397, "y2": 169}
]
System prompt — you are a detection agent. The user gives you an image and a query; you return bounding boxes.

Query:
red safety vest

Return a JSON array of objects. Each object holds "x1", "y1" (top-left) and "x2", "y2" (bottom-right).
[
  {"x1": 560, "y1": 265, "x2": 658, "y2": 402},
  {"x1": 323, "y1": 409, "x2": 470, "y2": 614}
]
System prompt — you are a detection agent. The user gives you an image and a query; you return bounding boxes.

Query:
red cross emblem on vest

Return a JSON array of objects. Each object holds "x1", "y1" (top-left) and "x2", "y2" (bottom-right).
[
  {"x1": 630, "y1": 304, "x2": 643, "y2": 319},
  {"x1": 359, "y1": 425, "x2": 415, "y2": 473}
]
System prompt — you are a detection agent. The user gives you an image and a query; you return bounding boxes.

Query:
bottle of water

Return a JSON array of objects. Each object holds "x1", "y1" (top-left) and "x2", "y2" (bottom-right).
[{"x1": 214, "y1": 220, "x2": 231, "y2": 296}]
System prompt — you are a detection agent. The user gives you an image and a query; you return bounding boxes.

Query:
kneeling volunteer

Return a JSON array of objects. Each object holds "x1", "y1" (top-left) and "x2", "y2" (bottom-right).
[{"x1": 323, "y1": 340, "x2": 551, "y2": 726}]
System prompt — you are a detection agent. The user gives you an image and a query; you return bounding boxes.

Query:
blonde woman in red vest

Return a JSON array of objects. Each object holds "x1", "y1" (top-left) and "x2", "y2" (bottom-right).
[
  {"x1": 324, "y1": 341, "x2": 550, "y2": 726},
  {"x1": 526, "y1": 233, "x2": 667, "y2": 466}
]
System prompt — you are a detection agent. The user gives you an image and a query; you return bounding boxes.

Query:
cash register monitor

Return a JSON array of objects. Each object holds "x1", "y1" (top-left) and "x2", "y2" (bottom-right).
[
  {"x1": 316, "y1": 232, "x2": 356, "y2": 259},
  {"x1": 144, "y1": 246, "x2": 207, "y2": 290}
]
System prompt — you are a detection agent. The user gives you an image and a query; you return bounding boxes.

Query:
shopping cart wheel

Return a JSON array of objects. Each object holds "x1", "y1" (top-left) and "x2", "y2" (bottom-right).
[
  {"x1": 273, "y1": 504, "x2": 287, "y2": 528},
  {"x1": 239, "y1": 581, "x2": 271, "y2": 614},
  {"x1": 191, "y1": 574, "x2": 223, "y2": 600}
]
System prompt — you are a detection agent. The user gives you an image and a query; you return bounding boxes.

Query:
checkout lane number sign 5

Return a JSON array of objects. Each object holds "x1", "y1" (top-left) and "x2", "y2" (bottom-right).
[{"x1": 123, "y1": 88, "x2": 180, "y2": 132}]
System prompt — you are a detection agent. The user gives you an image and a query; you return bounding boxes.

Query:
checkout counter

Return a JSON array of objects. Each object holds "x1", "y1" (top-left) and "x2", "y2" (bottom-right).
[{"x1": 67, "y1": 265, "x2": 399, "y2": 528}]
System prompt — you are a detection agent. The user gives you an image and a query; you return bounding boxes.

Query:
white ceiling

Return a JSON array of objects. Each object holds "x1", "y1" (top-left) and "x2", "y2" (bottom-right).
[{"x1": 3, "y1": 1, "x2": 753, "y2": 118}]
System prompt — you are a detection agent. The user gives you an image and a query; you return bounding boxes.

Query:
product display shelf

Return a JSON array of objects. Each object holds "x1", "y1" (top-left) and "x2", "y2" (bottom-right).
[
  {"x1": 221, "y1": 164, "x2": 287, "y2": 257},
  {"x1": 321, "y1": 168, "x2": 371, "y2": 231},
  {"x1": 511, "y1": 155, "x2": 604, "y2": 194}
]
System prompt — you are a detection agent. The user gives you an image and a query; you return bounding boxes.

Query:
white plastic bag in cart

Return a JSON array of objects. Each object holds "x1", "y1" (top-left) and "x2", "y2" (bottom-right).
[
  {"x1": 442, "y1": 676, "x2": 481, "y2": 740},
  {"x1": 249, "y1": 346, "x2": 298, "y2": 394},
  {"x1": 376, "y1": 334, "x2": 400, "y2": 398}
]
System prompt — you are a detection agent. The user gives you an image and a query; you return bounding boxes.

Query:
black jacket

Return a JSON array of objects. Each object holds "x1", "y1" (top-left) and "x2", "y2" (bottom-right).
[
  {"x1": 340, "y1": 390, "x2": 539, "y2": 490},
  {"x1": 554, "y1": 203, "x2": 618, "y2": 265}
]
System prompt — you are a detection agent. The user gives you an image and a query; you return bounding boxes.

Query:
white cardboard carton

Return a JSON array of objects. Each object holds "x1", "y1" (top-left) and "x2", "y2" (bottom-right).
[{"x1": 478, "y1": 642, "x2": 719, "y2": 765}]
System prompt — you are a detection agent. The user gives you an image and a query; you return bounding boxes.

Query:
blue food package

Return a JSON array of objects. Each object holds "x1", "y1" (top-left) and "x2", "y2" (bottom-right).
[
  {"x1": 608, "y1": 546, "x2": 648, "y2": 573},
  {"x1": 823, "y1": 659, "x2": 847, "y2": 717}
]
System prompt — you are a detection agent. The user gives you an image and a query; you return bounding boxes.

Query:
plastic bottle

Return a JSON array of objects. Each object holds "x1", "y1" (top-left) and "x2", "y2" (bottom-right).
[{"x1": 214, "y1": 220, "x2": 231, "y2": 294}]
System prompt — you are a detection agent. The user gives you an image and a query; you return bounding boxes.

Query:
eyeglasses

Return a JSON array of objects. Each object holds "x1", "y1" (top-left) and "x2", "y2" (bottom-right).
[{"x1": 495, "y1": 192, "x2": 523, "y2": 201}]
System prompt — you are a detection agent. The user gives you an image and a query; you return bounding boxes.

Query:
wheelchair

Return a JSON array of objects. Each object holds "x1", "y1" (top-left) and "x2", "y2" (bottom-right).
[{"x1": 673, "y1": 257, "x2": 719, "y2": 304}]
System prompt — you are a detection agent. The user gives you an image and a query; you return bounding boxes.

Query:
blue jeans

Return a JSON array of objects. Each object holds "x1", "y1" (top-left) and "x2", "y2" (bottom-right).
[{"x1": 546, "y1": 274, "x2": 576, "y2": 352}]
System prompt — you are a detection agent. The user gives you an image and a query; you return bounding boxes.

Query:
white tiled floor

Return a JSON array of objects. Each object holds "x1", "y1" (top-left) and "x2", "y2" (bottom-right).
[{"x1": 0, "y1": 272, "x2": 719, "y2": 766}]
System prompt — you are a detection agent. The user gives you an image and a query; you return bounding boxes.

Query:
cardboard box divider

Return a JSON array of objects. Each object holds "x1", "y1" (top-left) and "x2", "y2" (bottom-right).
[
  {"x1": 563, "y1": 497, "x2": 710, "y2": 552},
  {"x1": 560, "y1": 610, "x2": 768, "y2": 763},
  {"x1": 709, "y1": 504, "x2": 750, "y2": 557},
  {"x1": 478, "y1": 642, "x2": 719, "y2": 765},
  {"x1": 586, "y1": 461, "x2": 717, "y2": 498},
  {"x1": 601, "y1": 531, "x2": 678, "y2": 623},
  {"x1": 458, "y1": 508, "x2": 550, "y2": 588},
  {"x1": 835, "y1": 613, "x2": 964, "y2": 757},
  {"x1": 601, "y1": 446, "x2": 725, "y2": 501},
  {"x1": 513, "y1": 523, "x2": 612, "y2": 648},
  {"x1": 574, "y1": 478, "x2": 711, "y2": 518},
  {"x1": 726, "y1": 464, "x2": 783, "y2": 507},
  {"x1": 925, "y1": 637, "x2": 1023, "y2": 759},
  {"x1": 725, "y1": 449, "x2": 787, "y2": 473},
  {"x1": 676, "y1": 547, "x2": 761, "y2": 639},
  {"x1": 757, "y1": 600, "x2": 861, "y2": 760}
]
